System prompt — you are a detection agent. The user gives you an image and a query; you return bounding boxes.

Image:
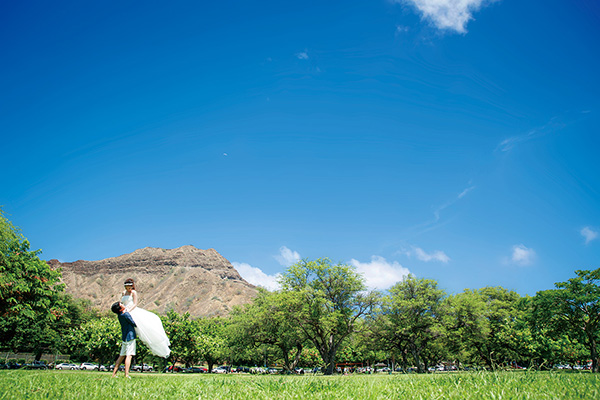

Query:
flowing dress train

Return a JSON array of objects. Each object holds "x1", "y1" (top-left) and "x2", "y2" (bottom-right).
[{"x1": 121, "y1": 294, "x2": 171, "y2": 358}]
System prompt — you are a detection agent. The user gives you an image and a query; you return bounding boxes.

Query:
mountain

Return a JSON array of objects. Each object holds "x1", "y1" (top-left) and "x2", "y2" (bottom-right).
[{"x1": 48, "y1": 245, "x2": 258, "y2": 317}]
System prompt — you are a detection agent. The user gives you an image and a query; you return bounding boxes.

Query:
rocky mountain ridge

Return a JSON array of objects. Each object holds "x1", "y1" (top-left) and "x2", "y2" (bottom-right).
[{"x1": 48, "y1": 245, "x2": 258, "y2": 317}]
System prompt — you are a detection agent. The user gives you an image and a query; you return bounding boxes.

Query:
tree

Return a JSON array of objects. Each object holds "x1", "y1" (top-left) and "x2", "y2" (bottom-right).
[
  {"x1": 196, "y1": 317, "x2": 227, "y2": 372},
  {"x1": 229, "y1": 289, "x2": 306, "y2": 372},
  {"x1": 163, "y1": 311, "x2": 202, "y2": 369},
  {"x1": 444, "y1": 286, "x2": 523, "y2": 370},
  {"x1": 522, "y1": 294, "x2": 587, "y2": 369},
  {"x1": 377, "y1": 275, "x2": 446, "y2": 373},
  {"x1": 532, "y1": 268, "x2": 600, "y2": 372},
  {"x1": 0, "y1": 209, "x2": 69, "y2": 354},
  {"x1": 337, "y1": 326, "x2": 388, "y2": 369},
  {"x1": 280, "y1": 258, "x2": 378, "y2": 375},
  {"x1": 163, "y1": 311, "x2": 228, "y2": 372},
  {"x1": 65, "y1": 316, "x2": 119, "y2": 367}
]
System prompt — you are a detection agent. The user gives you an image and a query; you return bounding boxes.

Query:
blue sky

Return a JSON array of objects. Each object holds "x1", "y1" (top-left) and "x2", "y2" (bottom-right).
[{"x1": 1, "y1": 0, "x2": 599, "y2": 296}]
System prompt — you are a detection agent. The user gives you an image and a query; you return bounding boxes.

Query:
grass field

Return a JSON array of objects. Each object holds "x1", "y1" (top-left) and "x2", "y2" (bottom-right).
[{"x1": 1, "y1": 370, "x2": 598, "y2": 399}]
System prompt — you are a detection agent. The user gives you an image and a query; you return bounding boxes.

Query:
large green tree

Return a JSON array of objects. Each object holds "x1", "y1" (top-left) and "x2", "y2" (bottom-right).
[
  {"x1": 229, "y1": 289, "x2": 306, "y2": 372},
  {"x1": 532, "y1": 268, "x2": 600, "y2": 372},
  {"x1": 444, "y1": 286, "x2": 524, "y2": 369},
  {"x1": 0, "y1": 209, "x2": 69, "y2": 354},
  {"x1": 196, "y1": 316, "x2": 227, "y2": 372},
  {"x1": 65, "y1": 316, "x2": 119, "y2": 367},
  {"x1": 163, "y1": 311, "x2": 228, "y2": 371},
  {"x1": 163, "y1": 311, "x2": 202, "y2": 368},
  {"x1": 377, "y1": 275, "x2": 446, "y2": 373},
  {"x1": 280, "y1": 258, "x2": 378, "y2": 375},
  {"x1": 522, "y1": 295, "x2": 587, "y2": 369}
]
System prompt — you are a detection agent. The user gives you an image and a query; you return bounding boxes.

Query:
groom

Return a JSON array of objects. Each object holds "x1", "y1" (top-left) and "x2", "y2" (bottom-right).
[{"x1": 111, "y1": 301, "x2": 137, "y2": 378}]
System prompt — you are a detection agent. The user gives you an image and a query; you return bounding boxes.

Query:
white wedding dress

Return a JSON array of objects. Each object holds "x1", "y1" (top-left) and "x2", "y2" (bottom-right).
[{"x1": 121, "y1": 294, "x2": 171, "y2": 358}]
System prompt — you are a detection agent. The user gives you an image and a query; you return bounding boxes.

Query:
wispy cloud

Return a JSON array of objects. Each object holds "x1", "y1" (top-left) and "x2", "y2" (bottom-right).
[
  {"x1": 395, "y1": 25, "x2": 410, "y2": 35},
  {"x1": 405, "y1": 183, "x2": 475, "y2": 237},
  {"x1": 350, "y1": 256, "x2": 411, "y2": 290},
  {"x1": 581, "y1": 226, "x2": 598, "y2": 244},
  {"x1": 232, "y1": 262, "x2": 281, "y2": 291},
  {"x1": 295, "y1": 51, "x2": 309, "y2": 60},
  {"x1": 458, "y1": 185, "x2": 475, "y2": 199},
  {"x1": 393, "y1": 0, "x2": 495, "y2": 34},
  {"x1": 510, "y1": 244, "x2": 536, "y2": 266},
  {"x1": 274, "y1": 246, "x2": 301, "y2": 267},
  {"x1": 433, "y1": 184, "x2": 476, "y2": 223},
  {"x1": 497, "y1": 116, "x2": 570, "y2": 152},
  {"x1": 411, "y1": 246, "x2": 450, "y2": 263}
]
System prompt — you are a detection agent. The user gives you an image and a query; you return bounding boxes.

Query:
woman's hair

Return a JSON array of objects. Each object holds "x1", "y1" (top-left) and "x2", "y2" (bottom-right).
[{"x1": 124, "y1": 278, "x2": 136, "y2": 290}]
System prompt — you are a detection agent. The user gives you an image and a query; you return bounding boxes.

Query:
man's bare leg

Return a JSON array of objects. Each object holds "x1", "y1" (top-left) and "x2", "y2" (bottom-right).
[
  {"x1": 124, "y1": 355, "x2": 132, "y2": 378},
  {"x1": 112, "y1": 355, "x2": 125, "y2": 377}
]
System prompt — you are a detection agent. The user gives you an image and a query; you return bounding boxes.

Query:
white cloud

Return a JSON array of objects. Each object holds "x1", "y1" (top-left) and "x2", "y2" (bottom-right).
[
  {"x1": 458, "y1": 185, "x2": 475, "y2": 199},
  {"x1": 396, "y1": 25, "x2": 410, "y2": 34},
  {"x1": 232, "y1": 262, "x2": 281, "y2": 291},
  {"x1": 581, "y1": 227, "x2": 598, "y2": 244},
  {"x1": 350, "y1": 256, "x2": 411, "y2": 290},
  {"x1": 395, "y1": 0, "x2": 494, "y2": 33},
  {"x1": 296, "y1": 51, "x2": 309, "y2": 60},
  {"x1": 430, "y1": 184, "x2": 475, "y2": 224},
  {"x1": 510, "y1": 244, "x2": 536, "y2": 266},
  {"x1": 274, "y1": 246, "x2": 301, "y2": 267},
  {"x1": 497, "y1": 116, "x2": 570, "y2": 152},
  {"x1": 412, "y1": 247, "x2": 450, "y2": 263}
]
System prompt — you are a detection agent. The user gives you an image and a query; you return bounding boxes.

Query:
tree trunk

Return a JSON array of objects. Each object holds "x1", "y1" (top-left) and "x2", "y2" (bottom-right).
[
  {"x1": 320, "y1": 345, "x2": 337, "y2": 375},
  {"x1": 476, "y1": 344, "x2": 493, "y2": 370},
  {"x1": 589, "y1": 337, "x2": 598, "y2": 373},
  {"x1": 409, "y1": 342, "x2": 425, "y2": 373},
  {"x1": 281, "y1": 343, "x2": 303, "y2": 373},
  {"x1": 401, "y1": 349, "x2": 408, "y2": 372}
]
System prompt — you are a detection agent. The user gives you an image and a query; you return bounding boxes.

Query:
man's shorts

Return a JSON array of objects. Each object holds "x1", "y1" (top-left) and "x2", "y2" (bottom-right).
[{"x1": 120, "y1": 339, "x2": 136, "y2": 356}]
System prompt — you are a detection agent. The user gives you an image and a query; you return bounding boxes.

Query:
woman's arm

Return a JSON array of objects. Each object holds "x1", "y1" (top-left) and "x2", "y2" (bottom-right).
[{"x1": 128, "y1": 290, "x2": 138, "y2": 311}]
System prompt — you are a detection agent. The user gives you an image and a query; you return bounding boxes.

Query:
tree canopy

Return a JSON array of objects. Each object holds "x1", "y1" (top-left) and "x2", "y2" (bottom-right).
[
  {"x1": 279, "y1": 258, "x2": 378, "y2": 375},
  {"x1": 0, "y1": 209, "x2": 69, "y2": 354},
  {"x1": 532, "y1": 268, "x2": 600, "y2": 372}
]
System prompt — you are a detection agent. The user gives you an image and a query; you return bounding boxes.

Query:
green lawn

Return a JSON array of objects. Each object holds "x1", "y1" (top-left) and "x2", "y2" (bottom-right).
[{"x1": 1, "y1": 370, "x2": 598, "y2": 399}]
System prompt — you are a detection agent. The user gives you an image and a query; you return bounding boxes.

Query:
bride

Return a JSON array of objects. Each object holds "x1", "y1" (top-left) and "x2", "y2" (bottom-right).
[{"x1": 121, "y1": 278, "x2": 171, "y2": 358}]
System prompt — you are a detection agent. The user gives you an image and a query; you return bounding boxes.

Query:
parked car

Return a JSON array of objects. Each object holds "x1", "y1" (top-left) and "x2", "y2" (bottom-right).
[
  {"x1": 2, "y1": 362, "x2": 22, "y2": 370},
  {"x1": 164, "y1": 365, "x2": 183, "y2": 373},
  {"x1": 183, "y1": 367, "x2": 207, "y2": 373},
  {"x1": 55, "y1": 363, "x2": 79, "y2": 370},
  {"x1": 212, "y1": 366, "x2": 228, "y2": 374},
  {"x1": 24, "y1": 361, "x2": 48, "y2": 370},
  {"x1": 79, "y1": 363, "x2": 98, "y2": 370},
  {"x1": 132, "y1": 364, "x2": 153, "y2": 372},
  {"x1": 99, "y1": 365, "x2": 109, "y2": 371}
]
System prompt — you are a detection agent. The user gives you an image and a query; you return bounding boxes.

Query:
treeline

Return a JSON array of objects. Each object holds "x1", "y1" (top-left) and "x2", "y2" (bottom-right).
[{"x1": 1, "y1": 210, "x2": 599, "y2": 374}]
